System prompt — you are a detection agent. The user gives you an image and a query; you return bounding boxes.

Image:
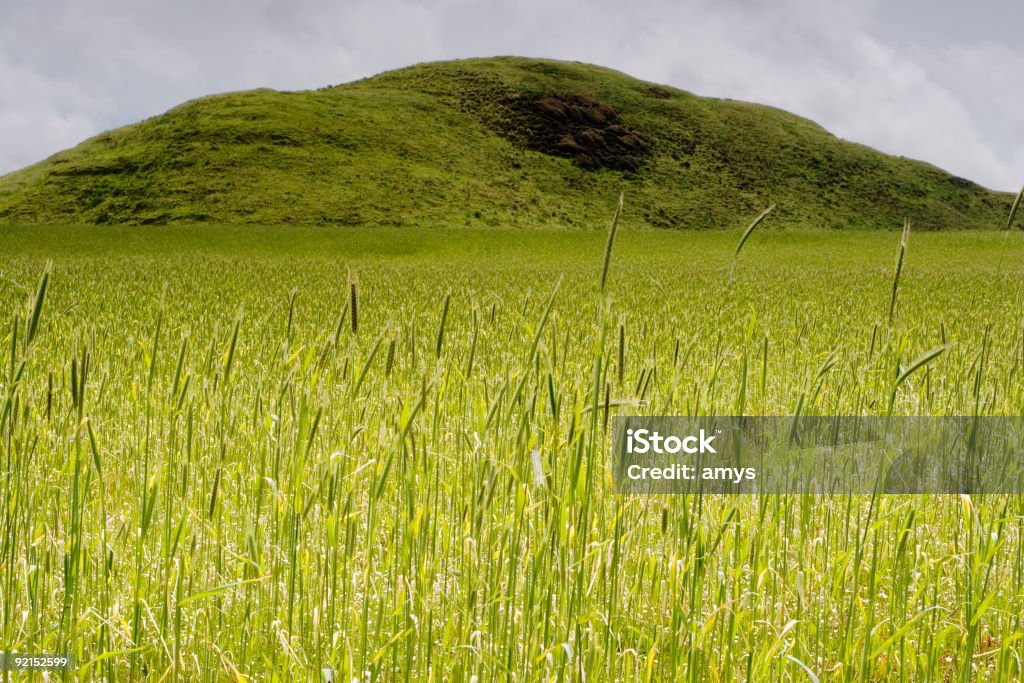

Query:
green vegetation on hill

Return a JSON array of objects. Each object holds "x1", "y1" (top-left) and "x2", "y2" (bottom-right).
[{"x1": 0, "y1": 57, "x2": 1013, "y2": 228}]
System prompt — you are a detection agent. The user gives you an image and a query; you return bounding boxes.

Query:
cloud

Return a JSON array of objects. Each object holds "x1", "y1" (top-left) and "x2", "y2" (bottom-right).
[
  {"x1": 0, "y1": 0, "x2": 1020, "y2": 191},
  {"x1": 0, "y1": 50, "x2": 104, "y2": 172}
]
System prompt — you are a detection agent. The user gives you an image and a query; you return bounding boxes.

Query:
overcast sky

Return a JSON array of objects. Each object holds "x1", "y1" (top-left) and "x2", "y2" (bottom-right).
[{"x1": 2, "y1": 0, "x2": 1021, "y2": 191}]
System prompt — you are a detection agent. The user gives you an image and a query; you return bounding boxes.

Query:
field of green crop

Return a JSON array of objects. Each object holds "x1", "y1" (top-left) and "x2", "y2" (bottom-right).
[{"x1": 1, "y1": 224, "x2": 1023, "y2": 681}]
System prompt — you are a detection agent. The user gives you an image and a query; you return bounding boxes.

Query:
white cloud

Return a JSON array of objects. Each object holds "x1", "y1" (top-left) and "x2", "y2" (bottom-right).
[
  {"x1": 0, "y1": 0, "x2": 1020, "y2": 191},
  {"x1": 0, "y1": 51, "x2": 104, "y2": 172}
]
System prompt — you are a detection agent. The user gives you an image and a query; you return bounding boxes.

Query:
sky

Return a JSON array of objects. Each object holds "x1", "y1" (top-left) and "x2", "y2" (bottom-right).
[{"x1": 1, "y1": 0, "x2": 1022, "y2": 191}]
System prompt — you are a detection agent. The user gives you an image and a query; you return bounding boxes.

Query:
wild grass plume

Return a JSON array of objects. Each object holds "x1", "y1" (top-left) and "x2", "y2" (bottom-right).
[
  {"x1": 1008, "y1": 183, "x2": 1024, "y2": 229},
  {"x1": 888, "y1": 217, "x2": 911, "y2": 323},
  {"x1": 733, "y1": 203, "x2": 776, "y2": 262},
  {"x1": 599, "y1": 192, "x2": 624, "y2": 291}
]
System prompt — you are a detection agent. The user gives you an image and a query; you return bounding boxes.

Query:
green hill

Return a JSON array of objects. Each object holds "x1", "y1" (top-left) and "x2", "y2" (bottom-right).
[{"x1": 0, "y1": 57, "x2": 1013, "y2": 229}]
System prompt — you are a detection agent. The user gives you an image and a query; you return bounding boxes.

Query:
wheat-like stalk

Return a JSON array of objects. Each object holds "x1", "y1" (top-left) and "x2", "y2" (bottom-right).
[
  {"x1": 888, "y1": 218, "x2": 911, "y2": 323},
  {"x1": 349, "y1": 269, "x2": 359, "y2": 334},
  {"x1": 1008, "y1": 184, "x2": 1024, "y2": 230},
  {"x1": 734, "y1": 203, "x2": 776, "y2": 261},
  {"x1": 599, "y1": 192, "x2": 624, "y2": 291}
]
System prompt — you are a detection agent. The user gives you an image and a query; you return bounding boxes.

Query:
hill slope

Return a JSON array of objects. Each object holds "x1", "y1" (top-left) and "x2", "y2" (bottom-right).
[{"x1": 0, "y1": 57, "x2": 1012, "y2": 229}]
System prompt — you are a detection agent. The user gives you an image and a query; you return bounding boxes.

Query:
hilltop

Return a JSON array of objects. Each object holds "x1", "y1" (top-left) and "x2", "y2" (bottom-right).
[{"x1": 0, "y1": 57, "x2": 1012, "y2": 228}]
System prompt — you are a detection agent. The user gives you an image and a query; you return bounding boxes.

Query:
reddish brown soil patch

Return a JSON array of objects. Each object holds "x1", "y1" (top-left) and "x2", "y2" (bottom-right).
[{"x1": 507, "y1": 93, "x2": 650, "y2": 171}]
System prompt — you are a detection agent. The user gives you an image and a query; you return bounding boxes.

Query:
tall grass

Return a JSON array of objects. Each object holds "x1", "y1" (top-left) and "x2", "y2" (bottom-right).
[
  {"x1": 599, "y1": 192, "x2": 624, "y2": 291},
  {"x1": 1007, "y1": 184, "x2": 1023, "y2": 230},
  {"x1": 733, "y1": 203, "x2": 776, "y2": 262},
  {"x1": 888, "y1": 218, "x2": 911, "y2": 323},
  {"x1": 0, "y1": 227, "x2": 1022, "y2": 680}
]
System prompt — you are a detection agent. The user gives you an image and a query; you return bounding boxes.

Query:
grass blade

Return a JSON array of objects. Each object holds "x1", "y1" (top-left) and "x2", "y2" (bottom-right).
[
  {"x1": 599, "y1": 192, "x2": 624, "y2": 291},
  {"x1": 888, "y1": 218, "x2": 911, "y2": 323},
  {"x1": 1008, "y1": 184, "x2": 1024, "y2": 230},
  {"x1": 887, "y1": 343, "x2": 948, "y2": 415},
  {"x1": 435, "y1": 291, "x2": 450, "y2": 358},
  {"x1": 895, "y1": 343, "x2": 948, "y2": 389},
  {"x1": 734, "y1": 203, "x2": 776, "y2": 260},
  {"x1": 25, "y1": 260, "x2": 51, "y2": 348},
  {"x1": 349, "y1": 269, "x2": 359, "y2": 334}
]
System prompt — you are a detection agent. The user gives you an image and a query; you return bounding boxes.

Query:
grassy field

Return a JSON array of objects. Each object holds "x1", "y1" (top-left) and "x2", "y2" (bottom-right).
[
  {"x1": 0, "y1": 57, "x2": 1012, "y2": 230},
  {"x1": 1, "y1": 224, "x2": 1024, "y2": 680}
]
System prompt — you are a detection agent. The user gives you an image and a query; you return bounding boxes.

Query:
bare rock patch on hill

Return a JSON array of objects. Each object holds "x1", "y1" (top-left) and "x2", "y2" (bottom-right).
[{"x1": 502, "y1": 93, "x2": 650, "y2": 171}]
